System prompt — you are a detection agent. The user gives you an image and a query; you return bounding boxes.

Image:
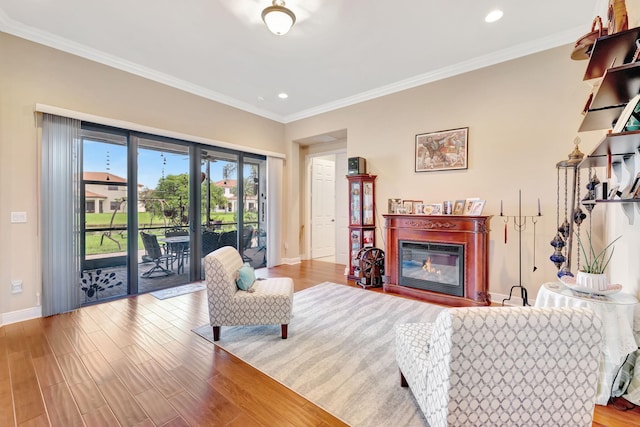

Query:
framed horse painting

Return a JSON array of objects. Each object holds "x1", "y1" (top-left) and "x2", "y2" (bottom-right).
[{"x1": 415, "y1": 127, "x2": 468, "y2": 172}]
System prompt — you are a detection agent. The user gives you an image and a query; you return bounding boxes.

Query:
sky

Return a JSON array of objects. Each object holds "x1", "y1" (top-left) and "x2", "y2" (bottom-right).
[{"x1": 83, "y1": 140, "x2": 233, "y2": 189}]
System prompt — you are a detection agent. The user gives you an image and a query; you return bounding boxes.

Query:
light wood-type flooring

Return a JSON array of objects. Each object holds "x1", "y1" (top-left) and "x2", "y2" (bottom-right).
[{"x1": 1, "y1": 260, "x2": 639, "y2": 426}]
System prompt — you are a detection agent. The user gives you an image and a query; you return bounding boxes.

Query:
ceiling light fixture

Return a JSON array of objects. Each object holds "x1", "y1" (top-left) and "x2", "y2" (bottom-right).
[
  {"x1": 485, "y1": 10, "x2": 504, "y2": 23},
  {"x1": 262, "y1": 0, "x2": 296, "y2": 35},
  {"x1": 278, "y1": 92, "x2": 289, "y2": 99}
]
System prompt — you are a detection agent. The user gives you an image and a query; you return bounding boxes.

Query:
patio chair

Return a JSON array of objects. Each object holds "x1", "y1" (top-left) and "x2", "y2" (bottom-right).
[
  {"x1": 218, "y1": 230, "x2": 237, "y2": 248},
  {"x1": 241, "y1": 225, "x2": 254, "y2": 262},
  {"x1": 140, "y1": 231, "x2": 174, "y2": 278},
  {"x1": 202, "y1": 230, "x2": 222, "y2": 256}
]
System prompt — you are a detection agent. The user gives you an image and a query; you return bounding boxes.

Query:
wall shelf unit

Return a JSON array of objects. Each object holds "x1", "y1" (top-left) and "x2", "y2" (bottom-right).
[
  {"x1": 579, "y1": 130, "x2": 640, "y2": 168},
  {"x1": 580, "y1": 62, "x2": 640, "y2": 132},
  {"x1": 583, "y1": 27, "x2": 640, "y2": 80},
  {"x1": 577, "y1": 26, "x2": 640, "y2": 209},
  {"x1": 551, "y1": 25, "x2": 640, "y2": 278},
  {"x1": 579, "y1": 25, "x2": 640, "y2": 133},
  {"x1": 583, "y1": 199, "x2": 640, "y2": 204}
]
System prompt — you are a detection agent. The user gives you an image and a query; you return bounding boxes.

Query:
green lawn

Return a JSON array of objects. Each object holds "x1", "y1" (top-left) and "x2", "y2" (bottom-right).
[
  {"x1": 86, "y1": 212, "x2": 158, "y2": 227},
  {"x1": 84, "y1": 212, "x2": 253, "y2": 255},
  {"x1": 86, "y1": 231, "x2": 130, "y2": 255},
  {"x1": 85, "y1": 212, "x2": 241, "y2": 227}
]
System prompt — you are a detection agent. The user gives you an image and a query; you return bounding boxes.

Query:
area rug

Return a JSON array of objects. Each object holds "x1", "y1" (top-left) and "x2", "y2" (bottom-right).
[
  {"x1": 192, "y1": 282, "x2": 443, "y2": 426},
  {"x1": 150, "y1": 282, "x2": 205, "y2": 299}
]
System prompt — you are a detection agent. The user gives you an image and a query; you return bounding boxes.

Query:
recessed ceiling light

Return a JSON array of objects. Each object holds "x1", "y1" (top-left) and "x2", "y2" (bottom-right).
[
  {"x1": 278, "y1": 92, "x2": 289, "y2": 99},
  {"x1": 485, "y1": 10, "x2": 503, "y2": 23}
]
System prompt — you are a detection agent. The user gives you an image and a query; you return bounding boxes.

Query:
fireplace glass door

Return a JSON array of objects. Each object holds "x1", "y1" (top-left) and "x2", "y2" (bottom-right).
[{"x1": 399, "y1": 241, "x2": 464, "y2": 296}]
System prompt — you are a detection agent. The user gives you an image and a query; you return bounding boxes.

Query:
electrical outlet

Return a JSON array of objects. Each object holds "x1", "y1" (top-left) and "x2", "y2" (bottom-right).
[{"x1": 11, "y1": 280, "x2": 23, "y2": 294}]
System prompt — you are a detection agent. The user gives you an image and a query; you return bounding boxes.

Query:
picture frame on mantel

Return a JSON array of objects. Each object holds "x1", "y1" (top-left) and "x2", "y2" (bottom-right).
[
  {"x1": 415, "y1": 127, "x2": 468, "y2": 172},
  {"x1": 453, "y1": 199, "x2": 466, "y2": 215}
]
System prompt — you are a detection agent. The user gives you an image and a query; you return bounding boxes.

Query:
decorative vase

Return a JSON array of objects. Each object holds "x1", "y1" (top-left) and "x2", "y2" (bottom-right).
[{"x1": 576, "y1": 271, "x2": 608, "y2": 291}]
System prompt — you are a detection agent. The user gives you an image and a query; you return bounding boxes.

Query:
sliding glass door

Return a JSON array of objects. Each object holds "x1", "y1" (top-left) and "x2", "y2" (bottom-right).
[
  {"x1": 81, "y1": 129, "x2": 129, "y2": 302},
  {"x1": 200, "y1": 149, "x2": 239, "y2": 263},
  {"x1": 76, "y1": 123, "x2": 267, "y2": 304},
  {"x1": 199, "y1": 151, "x2": 267, "y2": 269},
  {"x1": 243, "y1": 157, "x2": 267, "y2": 268},
  {"x1": 137, "y1": 136, "x2": 192, "y2": 292}
]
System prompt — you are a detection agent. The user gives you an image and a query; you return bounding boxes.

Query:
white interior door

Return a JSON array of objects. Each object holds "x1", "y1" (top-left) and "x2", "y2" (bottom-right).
[{"x1": 311, "y1": 157, "x2": 336, "y2": 258}]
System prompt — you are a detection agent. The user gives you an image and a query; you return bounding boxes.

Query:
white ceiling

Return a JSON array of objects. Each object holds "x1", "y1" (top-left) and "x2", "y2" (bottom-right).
[{"x1": 0, "y1": 0, "x2": 605, "y2": 123}]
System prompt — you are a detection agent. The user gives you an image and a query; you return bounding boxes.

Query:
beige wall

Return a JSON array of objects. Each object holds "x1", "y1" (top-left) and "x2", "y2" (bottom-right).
[
  {"x1": 0, "y1": 32, "x2": 285, "y2": 318},
  {"x1": 2, "y1": 30, "x2": 638, "y2": 319},
  {"x1": 285, "y1": 44, "x2": 639, "y2": 302}
]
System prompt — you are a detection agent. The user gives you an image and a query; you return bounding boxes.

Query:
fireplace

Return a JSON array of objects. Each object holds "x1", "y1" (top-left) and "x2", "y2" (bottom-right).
[
  {"x1": 399, "y1": 241, "x2": 464, "y2": 296},
  {"x1": 383, "y1": 214, "x2": 491, "y2": 306}
]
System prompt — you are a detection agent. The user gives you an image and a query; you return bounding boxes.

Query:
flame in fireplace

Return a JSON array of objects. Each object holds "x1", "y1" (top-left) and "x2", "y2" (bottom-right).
[{"x1": 422, "y1": 257, "x2": 441, "y2": 275}]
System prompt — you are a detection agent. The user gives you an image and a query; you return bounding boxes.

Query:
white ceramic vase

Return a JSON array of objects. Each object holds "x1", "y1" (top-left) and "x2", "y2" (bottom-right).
[{"x1": 576, "y1": 271, "x2": 608, "y2": 291}]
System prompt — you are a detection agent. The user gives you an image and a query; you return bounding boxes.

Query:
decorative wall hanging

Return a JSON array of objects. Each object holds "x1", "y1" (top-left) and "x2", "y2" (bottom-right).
[{"x1": 415, "y1": 127, "x2": 468, "y2": 172}]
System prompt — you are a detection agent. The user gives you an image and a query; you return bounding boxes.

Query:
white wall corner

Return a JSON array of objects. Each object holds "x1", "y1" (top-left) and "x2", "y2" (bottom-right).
[{"x1": 1, "y1": 305, "x2": 43, "y2": 326}]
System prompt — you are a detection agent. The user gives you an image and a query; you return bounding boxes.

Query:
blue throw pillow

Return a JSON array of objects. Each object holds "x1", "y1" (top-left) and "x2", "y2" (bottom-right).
[{"x1": 236, "y1": 263, "x2": 256, "y2": 291}]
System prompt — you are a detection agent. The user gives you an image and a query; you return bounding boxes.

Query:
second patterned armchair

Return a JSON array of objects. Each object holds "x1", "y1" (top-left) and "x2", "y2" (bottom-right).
[{"x1": 395, "y1": 306, "x2": 603, "y2": 427}]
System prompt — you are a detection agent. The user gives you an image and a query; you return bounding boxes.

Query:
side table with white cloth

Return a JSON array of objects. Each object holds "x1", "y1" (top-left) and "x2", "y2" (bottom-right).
[{"x1": 535, "y1": 282, "x2": 638, "y2": 405}]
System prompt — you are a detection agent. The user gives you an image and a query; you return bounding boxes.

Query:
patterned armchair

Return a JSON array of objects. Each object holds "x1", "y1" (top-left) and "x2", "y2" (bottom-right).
[
  {"x1": 395, "y1": 307, "x2": 603, "y2": 427},
  {"x1": 203, "y1": 246, "x2": 293, "y2": 341}
]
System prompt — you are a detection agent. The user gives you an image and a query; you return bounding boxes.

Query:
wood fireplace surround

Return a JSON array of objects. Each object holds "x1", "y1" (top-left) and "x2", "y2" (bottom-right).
[{"x1": 383, "y1": 214, "x2": 491, "y2": 306}]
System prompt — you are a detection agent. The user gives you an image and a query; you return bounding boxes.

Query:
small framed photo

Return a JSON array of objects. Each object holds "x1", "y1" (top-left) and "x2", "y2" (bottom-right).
[
  {"x1": 469, "y1": 200, "x2": 486, "y2": 215},
  {"x1": 443, "y1": 200, "x2": 453, "y2": 215},
  {"x1": 464, "y1": 198, "x2": 479, "y2": 215},
  {"x1": 453, "y1": 199, "x2": 466, "y2": 215},
  {"x1": 412, "y1": 200, "x2": 424, "y2": 214},
  {"x1": 608, "y1": 184, "x2": 620, "y2": 200},
  {"x1": 423, "y1": 203, "x2": 443, "y2": 215},
  {"x1": 388, "y1": 198, "x2": 403, "y2": 213},
  {"x1": 403, "y1": 200, "x2": 414, "y2": 214}
]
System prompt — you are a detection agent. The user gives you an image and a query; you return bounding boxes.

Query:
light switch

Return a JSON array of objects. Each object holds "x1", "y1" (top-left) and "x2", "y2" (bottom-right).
[
  {"x1": 11, "y1": 280, "x2": 23, "y2": 294},
  {"x1": 11, "y1": 212, "x2": 27, "y2": 223}
]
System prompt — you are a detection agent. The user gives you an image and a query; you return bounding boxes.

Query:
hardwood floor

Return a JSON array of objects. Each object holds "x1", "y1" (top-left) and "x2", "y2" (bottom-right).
[{"x1": 1, "y1": 260, "x2": 638, "y2": 426}]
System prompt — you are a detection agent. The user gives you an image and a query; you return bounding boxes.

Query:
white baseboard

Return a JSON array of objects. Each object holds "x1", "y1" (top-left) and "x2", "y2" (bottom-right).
[
  {"x1": 281, "y1": 257, "x2": 302, "y2": 265},
  {"x1": 1, "y1": 305, "x2": 42, "y2": 326}
]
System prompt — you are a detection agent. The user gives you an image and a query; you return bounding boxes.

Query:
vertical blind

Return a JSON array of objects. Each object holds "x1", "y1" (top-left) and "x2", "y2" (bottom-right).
[
  {"x1": 267, "y1": 156, "x2": 283, "y2": 267},
  {"x1": 41, "y1": 113, "x2": 82, "y2": 316}
]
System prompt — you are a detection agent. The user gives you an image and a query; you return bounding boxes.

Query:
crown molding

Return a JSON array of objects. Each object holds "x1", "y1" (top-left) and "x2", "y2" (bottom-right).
[
  {"x1": 282, "y1": 25, "x2": 587, "y2": 123},
  {"x1": 2, "y1": 8, "x2": 589, "y2": 125},
  {"x1": 0, "y1": 11, "x2": 286, "y2": 123}
]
